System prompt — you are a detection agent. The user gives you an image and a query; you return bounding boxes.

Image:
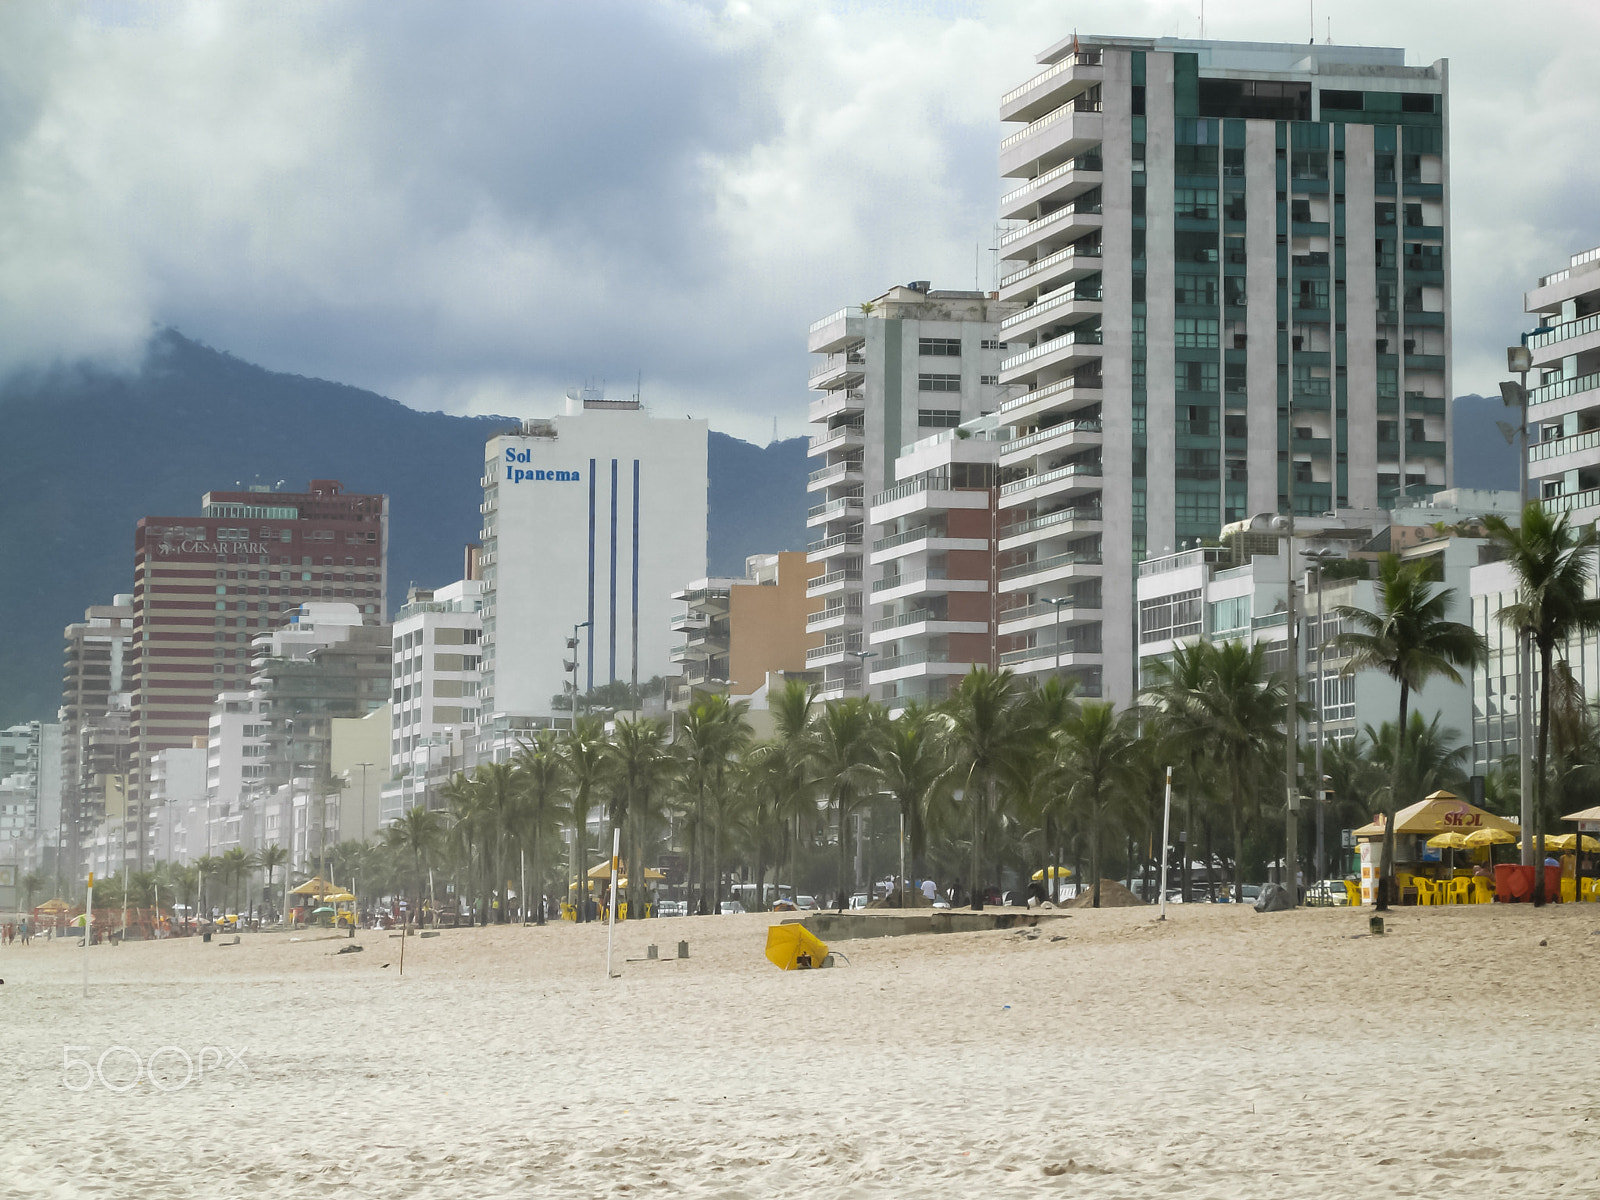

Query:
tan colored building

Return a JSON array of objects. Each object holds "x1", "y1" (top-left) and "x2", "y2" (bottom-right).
[{"x1": 670, "y1": 552, "x2": 821, "y2": 706}]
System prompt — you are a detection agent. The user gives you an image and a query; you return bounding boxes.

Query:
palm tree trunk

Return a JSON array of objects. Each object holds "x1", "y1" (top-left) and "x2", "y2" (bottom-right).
[
  {"x1": 1378, "y1": 680, "x2": 1410, "y2": 912},
  {"x1": 1534, "y1": 642, "x2": 1553, "y2": 906},
  {"x1": 1230, "y1": 779, "x2": 1245, "y2": 903},
  {"x1": 1090, "y1": 817, "x2": 1101, "y2": 909},
  {"x1": 838, "y1": 793, "x2": 850, "y2": 911}
]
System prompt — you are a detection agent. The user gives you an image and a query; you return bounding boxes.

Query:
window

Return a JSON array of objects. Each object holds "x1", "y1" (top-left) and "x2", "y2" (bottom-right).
[
  {"x1": 1297, "y1": 279, "x2": 1329, "y2": 310},
  {"x1": 918, "y1": 373, "x2": 961, "y2": 392},
  {"x1": 918, "y1": 338, "x2": 961, "y2": 357},
  {"x1": 1224, "y1": 414, "x2": 1248, "y2": 440},
  {"x1": 1174, "y1": 273, "x2": 1219, "y2": 306},
  {"x1": 1208, "y1": 595, "x2": 1251, "y2": 635},
  {"x1": 1175, "y1": 450, "x2": 1220, "y2": 480},
  {"x1": 1140, "y1": 589, "x2": 1202, "y2": 643},
  {"x1": 1321, "y1": 674, "x2": 1356, "y2": 721},
  {"x1": 1177, "y1": 361, "x2": 1220, "y2": 393},
  {"x1": 918, "y1": 409, "x2": 961, "y2": 428},
  {"x1": 980, "y1": 339, "x2": 1004, "y2": 350},
  {"x1": 1174, "y1": 318, "x2": 1219, "y2": 349},
  {"x1": 1174, "y1": 187, "x2": 1219, "y2": 219},
  {"x1": 980, "y1": 374, "x2": 999, "y2": 386}
]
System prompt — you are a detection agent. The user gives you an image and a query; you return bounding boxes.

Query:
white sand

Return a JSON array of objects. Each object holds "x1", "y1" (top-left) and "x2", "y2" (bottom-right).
[{"x1": 3, "y1": 903, "x2": 1597, "y2": 1198}]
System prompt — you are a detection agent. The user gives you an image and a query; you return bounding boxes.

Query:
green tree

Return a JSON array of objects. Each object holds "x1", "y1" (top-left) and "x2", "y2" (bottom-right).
[
  {"x1": 746, "y1": 678, "x2": 820, "y2": 901},
  {"x1": 193, "y1": 854, "x2": 222, "y2": 917},
  {"x1": 874, "y1": 703, "x2": 951, "y2": 897},
  {"x1": 384, "y1": 805, "x2": 445, "y2": 914},
  {"x1": 258, "y1": 844, "x2": 288, "y2": 917},
  {"x1": 561, "y1": 717, "x2": 613, "y2": 919},
  {"x1": 21, "y1": 869, "x2": 45, "y2": 912},
  {"x1": 1486, "y1": 504, "x2": 1600, "y2": 902},
  {"x1": 674, "y1": 695, "x2": 752, "y2": 912},
  {"x1": 1141, "y1": 641, "x2": 1216, "y2": 901},
  {"x1": 607, "y1": 716, "x2": 673, "y2": 919},
  {"x1": 1335, "y1": 552, "x2": 1486, "y2": 909},
  {"x1": 938, "y1": 669, "x2": 1041, "y2": 907},
  {"x1": 511, "y1": 730, "x2": 569, "y2": 923},
  {"x1": 1053, "y1": 702, "x2": 1140, "y2": 907},
  {"x1": 810, "y1": 696, "x2": 884, "y2": 909}
]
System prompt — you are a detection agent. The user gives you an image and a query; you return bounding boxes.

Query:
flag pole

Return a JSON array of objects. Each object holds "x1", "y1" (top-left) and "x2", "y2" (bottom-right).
[
  {"x1": 83, "y1": 871, "x2": 94, "y2": 996},
  {"x1": 605, "y1": 827, "x2": 620, "y2": 978},
  {"x1": 1159, "y1": 767, "x2": 1173, "y2": 921}
]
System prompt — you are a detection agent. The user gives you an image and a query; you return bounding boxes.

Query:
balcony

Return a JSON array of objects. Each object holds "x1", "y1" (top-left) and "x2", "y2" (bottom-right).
[
  {"x1": 999, "y1": 49, "x2": 1103, "y2": 123},
  {"x1": 999, "y1": 102, "x2": 1102, "y2": 178},
  {"x1": 998, "y1": 550, "x2": 1103, "y2": 586},
  {"x1": 807, "y1": 568, "x2": 863, "y2": 598},
  {"x1": 807, "y1": 530, "x2": 864, "y2": 560},
  {"x1": 1531, "y1": 427, "x2": 1600, "y2": 468},
  {"x1": 1529, "y1": 369, "x2": 1600, "y2": 415},
  {"x1": 808, "y1": 604, "x2": 863, "y2": 632},
  {"x1": 808, "y1": 388, "x2": 866, "y2": 423},
  {"x1": 807, "y1": 639, "x2": 864, "y2": 667},
  {"x1": 999, "y1": 641, "x2": 1102, "y2": 670},
  {"x1": 998, "y1": 201, "x2": 1103, "y2": 262},
  {"x1": 997, "y1": 599, "x2": 1101, "y2": 634},
  {"x1": 999, "y1": 240, "x2": 1103, "y2": 301},
  {"x1": 1001, "y1": 327, "x2": 1102, "y2": 375},
  {"x1": 999, "y1": 419, "x2": 1102, "y2": 467},
  {"x1": 807, "y1": 459, "x2": 863, "y2": 491},
  {"x1": 999, "y1": 461, "x2": 1103, "y2": 503},
  {"x1": 806, "y1": 495, "x2": 864, "y2": 527},
  {"x1": 997, "y1": 506, "x2": 1103, "y2": 551},
  {"x1": 1541, "y1": 486, "x2": 1600, "y2": 518},
  {"x1": 809, "y1": 351, "x2": 867, "y2": 390},
  {"x1": 808, "y1": 421, "x2": 866, "y2": 454},
  {"x1": 999, "y1": 155, "x2": 1104, "y2": 221},
  {"x1": 669, "y1": 612, "x2": 710, "y2": 633},
  {"x1": 998, "y1": 284, "x2": 1103, "y2": 340},
  {"x1": 807, "y1": 311, "x2": 865, "y2": 354},
  {"x1": 815, "y1": 669, "x2": 863, "y2": 700},
  {"x1": 997, "y1": 373, "x2": 1104, "y2": 424}
]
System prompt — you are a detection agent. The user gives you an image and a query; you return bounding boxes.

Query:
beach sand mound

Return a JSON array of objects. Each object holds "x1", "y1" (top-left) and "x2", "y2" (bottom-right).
[{"x1": 1067, "y1": 879, "x2": 1145, "y2": 908}]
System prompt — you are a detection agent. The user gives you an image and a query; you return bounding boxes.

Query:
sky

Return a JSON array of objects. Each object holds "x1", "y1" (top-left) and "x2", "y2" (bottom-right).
[{"x1": 2, "y1": 0, "x2": 1597, "y2": 444}]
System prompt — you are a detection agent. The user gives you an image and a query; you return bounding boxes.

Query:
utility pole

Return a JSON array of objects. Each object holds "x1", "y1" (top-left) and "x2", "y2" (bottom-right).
[
  {"x1": 565, "y1": 621, "x2": 590, "y2": 921},
  {"x1": 1503, "y1": 345, "x2": 1538, "y2": 894},
  {"x1": 1282, "y1": 399, "x2": 1299, "y2": 906}
]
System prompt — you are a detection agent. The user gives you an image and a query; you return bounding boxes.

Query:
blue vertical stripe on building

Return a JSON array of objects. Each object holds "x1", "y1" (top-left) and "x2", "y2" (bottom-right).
[
  {"x1": 587, "y1": 458, "x2": 596, "y2": 693},
  {"x1": 609, "y1": 458, "x2": 619, "y2": 683}
]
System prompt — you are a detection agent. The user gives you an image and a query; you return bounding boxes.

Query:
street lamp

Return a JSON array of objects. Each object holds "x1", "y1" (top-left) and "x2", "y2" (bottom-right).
[
  {"x1": 1043, "y1": 596, "x2": 1074, "y2": 678},
  {"x1": 1502, "y1": 343, "x2": 1537, "y2": 878},
  {"x1": 564, "y1": 621, "x2": 590, "y2": 729},
  {"x1": 1301, "y1": 546, "x2": 1342, "y2": 884},
  {"x1": 848, "y1": 649, "x2": 877, "y2": 700},
  {"x1": 564, "y1": 621, "x2": 590, "y2": 922}
]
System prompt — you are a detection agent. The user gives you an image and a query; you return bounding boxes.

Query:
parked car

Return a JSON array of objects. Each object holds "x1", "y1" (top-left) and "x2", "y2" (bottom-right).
[
  {"x1": 719, "y1": 900, "x2": 746, "y2": 915},
  {"x1": 796, "y1": 895, "x2": 819, "y2": 911},
  {"x1": 1304, "y1": 879, "x2": 1352, "y2": 907},
  {"x1": 656, "y1": 900, "x2": 688, "y2": 917},
  {"x1": 848, "y1": 893, "x2": 869, "y2": 910}
]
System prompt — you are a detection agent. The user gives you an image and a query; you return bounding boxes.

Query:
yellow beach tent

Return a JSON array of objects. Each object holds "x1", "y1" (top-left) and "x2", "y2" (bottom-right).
[
  {"x1": 765, "y1": 923, "x2": 829, "y2": 971},
  {"x1": 1353, "y1": 791, "x2": 1519, "y2": 839}
]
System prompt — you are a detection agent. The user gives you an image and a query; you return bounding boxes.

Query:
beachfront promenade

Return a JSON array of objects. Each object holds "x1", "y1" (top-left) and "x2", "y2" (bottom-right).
[{"x1": 2, "y1": 902, "x2": 1590, "y2": 1197}]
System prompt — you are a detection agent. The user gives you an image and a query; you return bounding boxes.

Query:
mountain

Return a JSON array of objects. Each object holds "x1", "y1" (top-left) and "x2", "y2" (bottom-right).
[
  {"x1": 1450, "y1": 392, "x2": 1521, "y2": 493},
  {"x1": 0, "y1": 331, "x2": 806, "y2": 727}
]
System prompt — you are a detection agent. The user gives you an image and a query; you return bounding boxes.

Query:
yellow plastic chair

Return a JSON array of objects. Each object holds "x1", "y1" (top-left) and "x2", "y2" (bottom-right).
[
  {"x1": 1448, "y1": 878, "x2": 1471, "y2": 905},
  {"x1": 1470, "y1": 877, "x2": 1494, "y2": 904},
  {"x1": 1411, "y1": 879, "x2": 1431, "y2": 906},
  {"x1": 1582, "y1": 878, "x2": 1600, "y2": 903},
  {"x1": 1342, "y1": 880, "x2": 1361, "y2": 906}
]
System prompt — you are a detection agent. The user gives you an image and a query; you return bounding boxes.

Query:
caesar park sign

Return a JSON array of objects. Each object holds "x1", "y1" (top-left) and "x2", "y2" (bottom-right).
[
  {"x1": 505, "y1": 447, "x2": 581, "y2": 485},
  {"x1": 154, "y1": 539, "x2": 272, "y2": 556}
]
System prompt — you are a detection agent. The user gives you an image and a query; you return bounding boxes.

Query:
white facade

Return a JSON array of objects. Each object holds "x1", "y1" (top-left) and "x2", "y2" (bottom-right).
[
  {"x1": 997, "y1": 35, "x2": 1450, "y2": 706},
  {"x1": 390, "y1": 579, "x2": 484, "y2": 775},
  {"x1": 1525, "y1": 243, "x2": 1600, "y2": 522},
  {"x1": 480, "y1": 393, "x2": 709, "y2": 720},
  {"x1": 0, "y1": 721, "x2": 63, "y2": 871},
  {"x1": 806, "y1": 286, "x2": 1010, "y2": 699}
]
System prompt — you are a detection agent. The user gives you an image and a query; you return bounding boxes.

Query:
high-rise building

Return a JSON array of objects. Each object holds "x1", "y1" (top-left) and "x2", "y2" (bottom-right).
[
  {"x1": 59, "y1": 594, "x2": 134, "y2": 877},
  {"x1": 669, "y1": 552, "x2": 821, "y2": 707},
  {"x1": 0, "y1": 720, "x2": 62, "y2": 870},
  {"x1": 1524, "y1": 242, "x2": 1600, "y2": 520},
  {"x1": 996, "y1": 36, "x2": 1449, "y2": 703},
  {"x1": 126, "y1": 480, "x2": 388, "y2": 853},
  {"x1": 806, "y1": 284, "x2": 1010, "y2": 699},
  {"x1": 385, "y1": 579, "x2": 483, "y2": 819},
  {"x1": 480, "y1": 392, "x2": 708, "y2": 722}
]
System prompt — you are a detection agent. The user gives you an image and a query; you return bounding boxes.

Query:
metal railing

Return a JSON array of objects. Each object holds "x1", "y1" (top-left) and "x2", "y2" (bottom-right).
[
  {"x1": 806, "y1": 640, "x2": 862, "y2": 663},
  {"x1": 872, "y1": 525, "x2": 938, "y2": 552},
  {"x1": 999, "y1": 154, "x2": 1104, "y2": 208},
  {"x1": 807, "y1": 569, "x2": 862, "y2": 593},
  {"x1": 875, "y1": 650, "x2": 945, "y2": 672},
  {"x1": 999, "y1": 599, "x2": 1101, "y2": 623},
  {"x1": 999, "y1": 461, "x2": 1102, "y2": 497},
  {"x1": 871, "y1": 567, "x2": 946, "y2": 593},
  {"x1": 998, "y1": 550, "x2": 1102, "y2": 581},
  {"x1": 1529, "y1": 369, "x2": 1600, "y2": 408},
  {"x1": 808, "y1": 421, "x2": 865, "y2": 451},
  {"x1": 871, "y1": 609, "x2": 942, "y2": 633},
  {"x1": 808, "y1": 460, "x2": 861, "y2": 484},
  {"x1": 998, "y1": 373, "x2": 1102, "y2": 414},
  {"x1": 807, "y1": 531, "x2": 863, "y2": 554},
  {"x1": 1530, "y1": 429, "x2": 1600, "y2": 462},
  {"x1": 873, "y1": 476, "x2": 950, "y2": 507},
  {"x1": 808, "y1": 606, "x2": 862, "y2": 626},
  {"x1": 1528, "y1": 311, "x2": 1600, "y2": 351},
  {"x1": 808, "y1": 307, "x2": 850, "y2": 333},
  {"x1": 998, "y1": 505, "x2": 1103, "y2": 539},
  {"x1": 1542, "y1": 487, "x2": 1600, "y2": 516},
  {"x1": 1000, "y1": 240, "x2": 1102, "y2": 290},
  {"x1": 807, "y1": 496, "x2": 864, "y2": 520},
  {"x1": 1000, "y1": 285, "x2": 1103, "y2": 330},
  {"x1": 999, "y1": 49, "x2": 1101, "y2": 107},
  {"x1": 1001, "y1": 328, "x2": 1102, "y2": 371},
  {"x1": 1002, "y1": 420, "x2": 1102, "y2": 457},
  {"x1": 998, "y1": 200, "x2": 1103, "y2": 248},
  {"x1": 999, "y1": 95, "x2": 1101, "y2": 150}
]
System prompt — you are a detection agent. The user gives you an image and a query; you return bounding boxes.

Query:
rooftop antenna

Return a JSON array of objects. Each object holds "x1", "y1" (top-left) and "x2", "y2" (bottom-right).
[
  {"x1": 1309, "y1": 0, "x2": 1314, "y2": 44},
  {"x1": 771, "y1": 414, "x2": 778, "y2": 443},
  {"x1": 1199, "y1": 0, "x2": 1204, "y2": 40}
]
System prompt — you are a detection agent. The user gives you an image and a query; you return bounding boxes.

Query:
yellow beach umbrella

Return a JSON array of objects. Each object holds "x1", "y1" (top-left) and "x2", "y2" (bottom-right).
[
  {"x1": 764, "y1": 923, "x2": 829, "y2": 971},
  {"x1": 1543, "y1": 833, "x2": 1600, "y2": 853},
  {"x1": 1427, "y1": 832, "x2": 1470, "y2": 850},
  {"x1": 320, "y1": 891, "x2": 356, "y2": 903},
  {"x1": 1463, "y1": 827, "x2": 1517, "y2": 849},
  {"x1": 1030, "y1": 866, "x2": 1073, "y2": 881}
]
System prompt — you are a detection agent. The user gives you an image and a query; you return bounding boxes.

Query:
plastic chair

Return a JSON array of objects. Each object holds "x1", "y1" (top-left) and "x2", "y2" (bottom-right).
[
  {"x1": 1470, "y1": 877, "x2": 1494, "y2": 904},
  {"x1": 1412, "y1": 879, "x2": 1434, "y2": 906},
  {"x1": 1448, "y1": 878, "x2": 1471, "y2": 905},
  {"x1": 1342, "y1": 879, "x2": 1361, "y2": 906},
  {"x1": 1582, "y1": 878, "x2": 1599, "y2": 903}
]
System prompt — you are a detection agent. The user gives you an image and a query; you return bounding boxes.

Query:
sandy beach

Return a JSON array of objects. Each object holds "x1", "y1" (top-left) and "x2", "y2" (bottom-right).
[{"x1": 3, "y1": 902, "x2": 1597, "y2": 1198}]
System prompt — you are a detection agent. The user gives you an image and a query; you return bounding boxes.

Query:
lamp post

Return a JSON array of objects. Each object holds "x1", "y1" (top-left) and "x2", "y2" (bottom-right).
[
  {"x1": 1301, "y1": 547, "x2": 1341, "y2": 884},
  {"x1": 1502, "y1": 345, "x2": 1536, "y2": 878},
  {"x1": 848, "y1": 649, "x2": 877, "y2": 700},
  {"x1": 1274, "y1": 508, "x2": 1299, "y2": 906},
  {"x1": 564, "y1": 621, "x2": 590, "y2": 921},
  {"x1": 1043, "y1": 596, "x2": 1074, "y2": 679}
]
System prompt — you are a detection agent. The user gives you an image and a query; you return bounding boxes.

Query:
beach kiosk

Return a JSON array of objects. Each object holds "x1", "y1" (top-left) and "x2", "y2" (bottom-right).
[
  {"x1": 1352, "y1": 790, "x2": 1519, "y2": 905},
  {"x1": 288, "y1": 876, "x2": 335, "y2": 926},
  {"x1": 581, "y1": 861, "x2": 664, "y2": 920}
]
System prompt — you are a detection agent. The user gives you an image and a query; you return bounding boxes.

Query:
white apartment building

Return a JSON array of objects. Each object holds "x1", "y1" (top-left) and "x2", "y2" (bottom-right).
[
  {"x1": 480, "y1": 391, "x2": 708, "y2": 719},
  {"x1": 806, "y1": 284, "x2": 1010, "y2": 699},
  {"x1": 1525, "y1": 242, "x2": 1600, "y2": 521},
  {"x1": 0, "y1": 721, "x2": 62, "y2": 870},
  {"x1": 997, "y1": 35, "x2": 1450, "y2": 705},
  {"x1": 386, "y1": 579, "x2": 483, "y2": 819}
]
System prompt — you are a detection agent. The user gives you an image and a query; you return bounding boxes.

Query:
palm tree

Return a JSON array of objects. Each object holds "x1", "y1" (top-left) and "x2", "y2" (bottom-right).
[
  {"x1": 747, "y1": 678, "x2": 819, "y2": 901},
  {"x1": 561, "y1": 717, "x2": 612, "y2": 919},
  {"x1": 258, "y1": 844, "x2": 288, "y2": 919},
  {"x1": 1486, "y1": 504, "x2": 1600, "y2": 902},
  {"x1": 384, "y1": 805, "x2": 445, "y2": 915},
  {"x1": 674, "y1": 695, "x2": 752, "y2": 913},
  {"x1": 1335, "y1": 552, "x2": 1486, "y2": 909},
  {"x1": 810, "y1": 696, "x2": 884, "y2": 909},
  {"x1": 465, "y1": 762, "x2": 520, "y2": 922},
  {"x1": 607, "y1": 716, "x2": 673, "y2": 918},
  {"x1": 511, "y1": 730, "x2": 569, "y2": 924},
  {"x1": 874, "y1": 703, "x2": 951, "y2": 900},
  {"x1": 21, "y1": 869, "x2": 45, "y2": 913},
  {"x1": 1141, "y1": 641, "x2": 1215, "y2": 902},
  {"x1": 938, "y1": 669, "x2": 1042, "y2": 908},
  {"x1": 193, "y1": 854, "x2": 221, "y2": 918},
  {"x1": 1052, "y1": 702, "x2": 1140, "y2": 907}
]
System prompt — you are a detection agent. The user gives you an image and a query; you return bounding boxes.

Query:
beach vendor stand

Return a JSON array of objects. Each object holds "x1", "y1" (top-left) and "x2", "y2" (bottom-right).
[
  {"x1": 320, "y1": 891, "x2": 359, "y2": 929},
  {"x1": 1352, "y1": 790, "x2": 1519, "y2": 905},
  {"x1": 584, "y1": 861, "x2": 665, "y2": 919},
  {"x1": 1561, "y1": 806, "x2": 1600, "y2": 901},
  {"x1": 288, "y1": 876, "x2": 335, "y2": 926}
]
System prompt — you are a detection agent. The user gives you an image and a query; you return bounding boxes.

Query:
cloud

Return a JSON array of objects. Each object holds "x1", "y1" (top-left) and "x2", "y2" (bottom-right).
[{"x1": 0, "y1": 0, "x2": 1597, "y2": 442}]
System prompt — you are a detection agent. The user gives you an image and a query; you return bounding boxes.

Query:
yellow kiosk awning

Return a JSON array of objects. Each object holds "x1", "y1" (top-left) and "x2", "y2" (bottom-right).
[{"x1": 1353, "y1": 791, "x2": 1520, "y2": 839}]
